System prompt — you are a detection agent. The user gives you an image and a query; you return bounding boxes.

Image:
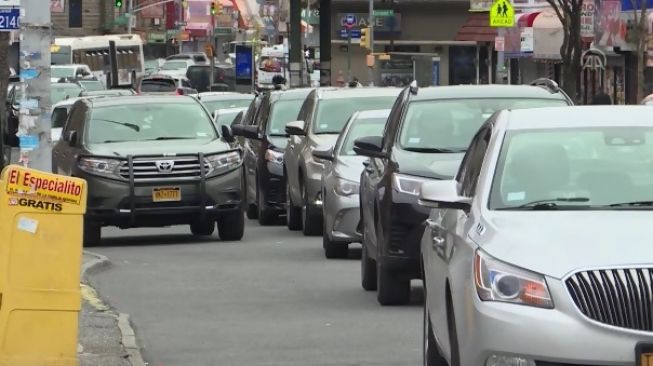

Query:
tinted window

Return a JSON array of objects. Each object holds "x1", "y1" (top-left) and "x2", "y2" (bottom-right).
[
  {"x1": 140, "y1": 79, "x2": 176, "y2": 92},
  {"x1": 52, "y1": 67, "x2": 76, "y2": 78},
  {"x1": 203, "y1": 98, "x2": 253, "y2": 112},
  {"x1": 87, "y1": 103, "x2": 216, "y2": 144},
  {"x1": 51, "y1": 84, "x2": 84, "y2": 105},
  {"x1": 52, "y1": 107, "x2": 70, "y2": 129},
  {"x1": 490, "y1": 127, "x2": 653, "y2": 209},
  {"x1": 313, "y1": 96, "x2": 397, "y2": 134},
  {"x1": 267, "y1": 99, "x2": 303, "y2": 135},
  {"x1": 399, "y1": 98, "x2": 568, "y2": 151},
  {"x1": 339, "y1": 117, "x2": 388, "y2": 156}
]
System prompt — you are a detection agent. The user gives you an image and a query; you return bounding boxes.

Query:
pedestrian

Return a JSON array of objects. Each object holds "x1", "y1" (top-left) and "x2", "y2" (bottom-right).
[
  {"x1": 590, "y1": 92, "x2": 612, "y2": 105},
  {"x1": 272, "y1": 75, "x2": 286, "y2": 90},
  {"x1": 336, "y1": 70, "x2": 346, "y2": 87},
  {"x1": 348, "y1": 77, "x2": 362, "y2": 88}
]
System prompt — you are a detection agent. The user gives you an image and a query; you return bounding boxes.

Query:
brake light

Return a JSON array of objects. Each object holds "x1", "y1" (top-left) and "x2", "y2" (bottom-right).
[{"x1": 176, "y1": 88, "x2": 183, "y2": 95}]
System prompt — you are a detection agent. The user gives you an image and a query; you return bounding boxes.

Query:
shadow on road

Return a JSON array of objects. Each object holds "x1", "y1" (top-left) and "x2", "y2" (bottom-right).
[{"x1": 98, "y1": 233, "x2": 229, "y2": 247}]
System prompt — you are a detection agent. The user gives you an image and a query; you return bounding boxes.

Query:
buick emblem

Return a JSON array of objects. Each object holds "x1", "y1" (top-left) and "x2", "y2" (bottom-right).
[{"x1": 156, "y1": 160, "x2": 175, "y2": 173}]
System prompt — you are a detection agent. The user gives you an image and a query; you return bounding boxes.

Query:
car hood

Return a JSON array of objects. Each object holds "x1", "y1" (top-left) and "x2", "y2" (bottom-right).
[
  {"x1": 310, "y1": 134, "x2": 339, "y2": 149},
  {"x1": 334, "y1": 156, "x2": 367, "y2": 181},
  {"x1": 86, "y1": 139, "x2": 232, "y2": 157},
  {"x1": 394, "y1": 149, "x2": 464, "y2": 180},
  {"x1": 477, "y1": 211, "x2": 653, "y2": 279}
]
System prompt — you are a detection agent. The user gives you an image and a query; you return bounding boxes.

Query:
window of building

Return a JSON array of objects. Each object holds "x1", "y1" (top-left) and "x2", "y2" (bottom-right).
[{"x1": 69, "y1": 0, "x2": 82, "y2": 28}]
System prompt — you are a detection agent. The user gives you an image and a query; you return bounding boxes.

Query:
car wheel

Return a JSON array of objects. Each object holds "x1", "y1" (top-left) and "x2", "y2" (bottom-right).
[
  {"x1": 301, "y1": 184, "x2": 322, "y2": 236},
  {"x1": 377, "y1": 261, "x2": 411, "y2": 305},
  {"x1": 323, "y1": 216, "x2": 348, "y2": 258},
  {"x1": 257, "y1": 185, "x2": 277, "y2": 226},
  {"x1": 83, "y1": 218, "x2": 102, "y2": 247},
  {"x1": 190, "y1": 220, "x2": 215, "y2": 236},
  {"x1": 218, "y1": 212, "x2": 245, "y2": 241},
  {"x1": 361, "y1": 236, "x2": 377, "y2": 291},
  {"x1": 286, "y1": 180, "x2": 302, "y2": 230}
]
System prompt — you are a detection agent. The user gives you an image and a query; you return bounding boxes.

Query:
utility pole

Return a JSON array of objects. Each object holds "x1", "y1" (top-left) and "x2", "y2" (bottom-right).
[
  {"x1": 127, "y1": 0, "x2": 134, "y2": 34},
  {"x1": 178, "y1": 0, "x2": 184, "y2": 53},
  {"x1": 368, "y1": 0, "x2": 375, "y2": 86},
  {"x1": 319, "y1": 0, "x2": 331, "y2": 86},
  {"x1": 289, "y1": 0, "x2": 303, "y2": 87},
  {"x1": 0, "y1": 33, "x2": 9, "y2": 170}
]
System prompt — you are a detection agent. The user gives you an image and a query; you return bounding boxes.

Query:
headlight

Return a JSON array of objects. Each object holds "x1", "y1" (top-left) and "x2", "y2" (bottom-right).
[
  {"x1": 474, "y1": 250, "x2": 553, "y2": 309},
  {"x1": 265, "y1": 149, "x2": 283, "y2": 165},
  {"x1": 205, "y1": 151, "x2": 242, "y2": 177},
  {"x1": 334, "y1": 176, "x2": 359, "y2": 196},
  {"x1": 78, "y1": 157, "x2": 122, "y2": 179},
  {"x1": 392, "y1": 174, "x2": 429, "y2": 196}
]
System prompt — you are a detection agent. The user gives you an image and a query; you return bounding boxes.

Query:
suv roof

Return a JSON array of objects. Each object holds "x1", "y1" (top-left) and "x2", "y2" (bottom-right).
[
  {"x1": 88, "y1": 95, "x2": 200, "y2": 108},
  {"x1": 270, "y1": 88, "x2": 315, "y2": 101},
  {"x1": 407, "y1": 84, "x2": 568, "y2": 101},
  {"x1": 316, "y1": 87, "x2": 401, "y2": 100}
]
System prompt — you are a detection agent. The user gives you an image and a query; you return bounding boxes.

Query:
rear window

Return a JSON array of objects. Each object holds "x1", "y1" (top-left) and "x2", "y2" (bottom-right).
[{"x1": 140, "y1": 79, "x2": 176, "y2": 92}]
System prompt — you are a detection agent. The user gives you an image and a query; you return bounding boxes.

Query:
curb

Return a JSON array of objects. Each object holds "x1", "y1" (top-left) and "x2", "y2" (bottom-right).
[{"x1": 81, "y1": 250, "x2": 110, "y2": 281}]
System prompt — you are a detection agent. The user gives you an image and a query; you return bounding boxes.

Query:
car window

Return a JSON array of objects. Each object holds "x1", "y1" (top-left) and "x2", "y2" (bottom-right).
[
  {"x1": 313, "y1": 96, "x2": 396, "y2": 134},
  {"x1": 203, "y1": 98, "x2": 253, "y2": 112},
  {"x1": 79, "y1": 81, "x2": 105, "y2": 92},
  {"x1": 51, "y1": 85, "x2": 84, "y2": 105},
  {"x1": 267, "y1": 99, "x2": 304, "y2": 136},
  {"x1": 399, "y1": 98, "x2": 568, "y2": 151},
  {"x1": 140, "y1": 79, "x2": 176, "y2": 92},
  {"x1": 86, "y1": 103, "x2": 217, "y2": 144},
  {"x1": 489, "y1": 127, "x2": 653, "y2": 209},
  {"x1": 161, "y1": 61, "x2": 188, "y2": 70},
  {"x1": 52, "y1": 67, "x2": 76, "y2": 78},
  {"x1": 459, "y1": 127, "x2": 491, "y2": 197},
  {"x1": 339, "y1": 117, "x2": 388, "y2": 156},
  {"x1": 216, "y1": 110, "x2": 242, "y2": 125},
  {"x1": 52, "y1": 106, "x2": 70, "y2": 129},
  {"x1": 181, "y1": 79, "x2": 192, "y2": 88}
]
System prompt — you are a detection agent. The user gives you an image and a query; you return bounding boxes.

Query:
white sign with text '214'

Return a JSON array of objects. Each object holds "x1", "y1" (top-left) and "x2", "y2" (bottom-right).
[{"x1": 0, "y1": 0, "x2": 20, "y2": 7}]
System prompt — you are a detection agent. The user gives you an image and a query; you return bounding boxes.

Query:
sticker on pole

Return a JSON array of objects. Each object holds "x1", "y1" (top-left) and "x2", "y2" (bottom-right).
[
  {"x1": 489, "y1": 0, "x2": 514, "y2": 27},
  {"x1": 5, "y1": 166, "x2": 85, "y2": 205}
]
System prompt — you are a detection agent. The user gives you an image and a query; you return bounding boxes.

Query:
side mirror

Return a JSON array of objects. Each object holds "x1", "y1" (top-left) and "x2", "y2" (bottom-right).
[
  {"x1": 312, "y1": 146, "x2": 334, "y2": 161},
  {"x1": 418, "y1": 180, "x2": 472, "y2": 211},
  {"x1": 285, "y1": 120, "x2": 306, "y2": 136},
  {"x1": 353, "y1": 136, "x2": 386, "y2": 158},
  {"x1": 221, "y1": 125, "x2": 235, "y2": 143},
  {"x1": 65, "y1": 130, "x2": 78, "y2": 147},
  {"x1": 232, "y1": 124, "x2": 261, "y2": 140}
]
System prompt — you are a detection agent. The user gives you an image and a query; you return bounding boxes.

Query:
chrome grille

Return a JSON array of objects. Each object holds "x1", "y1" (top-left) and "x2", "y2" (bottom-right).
[
  {"x1": 566, "y1": 268, "x2": 653, "y2": 332},
  {"x1": 119, "y1": 157, "x2": 211, "y2": 181}
]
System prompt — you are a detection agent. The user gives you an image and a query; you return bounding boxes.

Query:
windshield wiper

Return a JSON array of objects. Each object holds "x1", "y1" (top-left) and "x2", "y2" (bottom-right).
[
  {"x1": 144, "y1": 137, "x2": 197, "y2": 141},
  {"x1": 403, "y1": 147, "x2": 466, "y2": 153},
  {"x1": 94, "y1": 118, "x2": 140, "y2": 132},
  {"x1": 499, "y1": 197, "x2": 591, "y2": 210},
  {"x1": 606, "y1": 200, "x2": 653, "y2": 208}
]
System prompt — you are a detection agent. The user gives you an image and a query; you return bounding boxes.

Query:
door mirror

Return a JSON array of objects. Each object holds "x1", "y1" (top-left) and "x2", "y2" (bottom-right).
[
  {"x1": 353, "y1": 136, "x2": 386, "y2": 158},
  {"x1": 221, "y1": 124, "x2": 235, "y2": 143},
  {"x1": 285, "y1": 120, "x2": 306, "y2": 136},
  {"x1": 231, "y1": 124, "x2": 260, "y2": 140},
  {"x1": 65, "y1": 131, "x2": 78, "y2": 147},
  {"x1": 312, "y1": 146, "x2": 334, "y2": 161},
  {"x1": 418, "y1": 180, "x2": 472, "y2": 211}
]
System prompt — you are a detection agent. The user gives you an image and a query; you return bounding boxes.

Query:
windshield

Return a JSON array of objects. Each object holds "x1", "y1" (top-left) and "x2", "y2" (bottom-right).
[
  {"x1": 267, "y1": 99, "x2": 303, "y2": 135},
  {"x1": 162, "y1": 61, "x2": 187, "y2": 70},
  {"x1": 52, "y1": 67, "x2": 76, "y2": 78},
  {"x1": 490, "y1": 127, "x2": 653, "y2": 210},
  {"x1": 140, "y1": 79, "x2": 176, "y2": 93},
  {"x1": 313, "y1": 96, "x2": 396, "y2": 134},
  {"x1": 51, "y1": 84, "x2": 84, "y2": 105},
  {"x1": 259, "y1": 56, "x2": 284, "y2": 73},
  {"x1": 339, "y1": 117, "x2": 388, "y2": 156},
  {"x1": 86, "y1": 103, "x2": 217, "y2": 144},
  {"x1": 400, "y1": 98, "x2": 569, "y2": 151},
  {"x1": 79, "y1": 81, "x2": 105, "y2": 92},
  {"x1": 203, "y1": 98, "x2": 253, "y2": 112}
]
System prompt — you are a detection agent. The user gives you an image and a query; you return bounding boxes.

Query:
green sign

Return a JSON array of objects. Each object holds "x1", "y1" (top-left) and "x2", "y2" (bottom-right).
[
  {"x1": 147, "y1": 32, "x2": 166, "y2": 43},
  {"x1": 374, "y1": 9, "x2": 394, "y2": 17},
  {"x1": 214, "y1": 27, "x2": 233, "y2": 35},
  {"x1": 166, "y1": 29, "x2": 180, "y2": 38},
  {"x1": 489, "y1": 0, "x2": 515, "y2": 27}
]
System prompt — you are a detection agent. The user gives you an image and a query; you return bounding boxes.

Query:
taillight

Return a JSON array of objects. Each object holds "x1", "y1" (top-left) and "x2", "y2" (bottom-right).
[{"x1": 176, "y1": 88, "x2": 183, "y2": 95}]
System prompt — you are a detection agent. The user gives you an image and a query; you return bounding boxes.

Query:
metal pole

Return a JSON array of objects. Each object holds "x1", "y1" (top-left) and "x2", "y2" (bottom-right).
[
  {"x1": 210, "y1": 14, "x2": 215, "y2": 90},
  {"x1": 178, "y1": 0, "x2": 183, "y2": 53},
  {"x1": 318, "y1": 0, "x2": 331, "y2": 86},
  {"x1": 368, "y1": 0, "x2": 374, "y2": 86},
  {"x1": 347, "y1": 32, "x2": 351, "y2": 83},
  {"x1": 289, "y1": 0, "x2": 303, "y2": 87},
  {"x1": 128, "y1": 0, "x2": 134, "y2": 34}
]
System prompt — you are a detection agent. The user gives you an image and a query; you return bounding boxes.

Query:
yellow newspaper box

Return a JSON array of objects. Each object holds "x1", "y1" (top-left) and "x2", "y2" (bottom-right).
[{"x1": 0, "y1": 165, "x2": 87, "y2": 366}]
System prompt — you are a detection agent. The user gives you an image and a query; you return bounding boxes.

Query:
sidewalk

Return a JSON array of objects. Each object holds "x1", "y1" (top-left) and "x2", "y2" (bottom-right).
[{"x1": 79, "y1": 252, "x2": 133, "y2": 366}]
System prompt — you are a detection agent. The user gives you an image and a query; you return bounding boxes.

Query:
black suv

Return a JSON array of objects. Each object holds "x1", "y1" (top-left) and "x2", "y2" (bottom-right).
[
  {"x1": 354, "y1": 80, "x2": 573, "y2": 305},
  {"x1": 52, "y1": 95, "x2": 244, "y2": 245},
  {"x1": 232, "y1": 88, "x2": 314, "y2": 224}
]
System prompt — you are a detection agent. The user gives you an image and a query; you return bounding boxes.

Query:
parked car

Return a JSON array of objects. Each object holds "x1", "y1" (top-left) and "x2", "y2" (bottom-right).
[
  {"x1": 232, "y1": 88, "x2": 314, "y2": 225},
  {"x1": 137, "y1": 74, "x2": 197, "y2": 95},
  {"x1": 158, "y1": 59, "x2": 195, "y2": 77},
  {"x1": 420, "y1": 105, "x2": 653, "y2": 366},
  {"x1": 166, "y1": 52, "x2": 209, "y2": 64},
  {"x1": 51, "y1": 95, "x2": 244, "y2": 245},
  {"x1": 354, "y1": 80, "x2": 573, "y2": 305},
  {"x1": 187, "y1": 64, "x2": 236, "y2": 92},
  {"x1": 213, "y1": 107, "x2": 248, "y2": 127},
  {"x1": 313, "y1": 109, "x2": 390, "y2": 258},
  {"x1": 284, "y1": 87, "x2": 401, "y2": 236}
]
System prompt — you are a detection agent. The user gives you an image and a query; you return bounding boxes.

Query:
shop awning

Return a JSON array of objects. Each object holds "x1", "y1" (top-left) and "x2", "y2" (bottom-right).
[
  {"x1": 454, "y1": 13, "x2": 497, "y2": 43},
  {"x1": 517, "y1": 11, "x2": 541, "y2": 27},
  {"x1": 185, "y1": 22, "x2": 211, "y2": 37},
  {"x1": 532, "y1": 10, "x2": 563, "y2": 60}
]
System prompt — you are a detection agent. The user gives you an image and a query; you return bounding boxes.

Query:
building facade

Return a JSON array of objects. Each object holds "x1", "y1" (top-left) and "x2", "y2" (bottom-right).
[{"x1": 51, "y1": 0, "x2": 117, "y2": 37}]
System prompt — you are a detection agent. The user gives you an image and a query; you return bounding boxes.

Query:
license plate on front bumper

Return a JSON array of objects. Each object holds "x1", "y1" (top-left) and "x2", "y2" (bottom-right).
[
  {"x1": 152, "y1": 187, "x2": 181, "y2": 202},
  {"x1": 636, "y1": 343, "x2": 653, "y2": 366}
]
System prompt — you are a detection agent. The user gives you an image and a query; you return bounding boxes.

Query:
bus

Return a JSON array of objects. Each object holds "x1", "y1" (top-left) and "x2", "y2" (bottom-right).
[{"x1": 51, "y1": 34, "x2": 145, "y2": 87}]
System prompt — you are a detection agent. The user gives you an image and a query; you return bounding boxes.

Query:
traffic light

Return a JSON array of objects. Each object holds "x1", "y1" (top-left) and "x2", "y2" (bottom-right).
[
  {"x1": 115, "y1": 0, "x2": 122, "y2": 8},
  {"x1": 360, "y1": 27, "x2": 371, "y2": 50},
  {"x1": 210, "y1": 3, "x2": 216, "y2": 15}
]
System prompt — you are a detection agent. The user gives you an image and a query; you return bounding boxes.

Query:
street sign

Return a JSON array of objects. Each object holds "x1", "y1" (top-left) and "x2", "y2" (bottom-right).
[
  {"x1": 344, "y1": 14, "x2": 356, "y2": 29},
  {"x1": 340, "y1": 28, "x2": 361, "y2": 39},
  {"x1": 374, "y1": 9, "x2": 394, "y2": 17},
  {"x1": 214, "y1": 27, "x2": 232, "y2": 35},
  {"x1": 0, "y1": 0, "x2": 20, "y2": 7},
  {"x1": 175, "y1": 21, "x2": 187, "y2": 27},
  {"x1": 489, "y1": 0, "x2": 514, "y2": 27},
  {"x1": 494, "y1": 36, "x2": 505, "y2": 52},
  {"x1": 0, "y1": 8, "x2": 19, "y2": 31}
]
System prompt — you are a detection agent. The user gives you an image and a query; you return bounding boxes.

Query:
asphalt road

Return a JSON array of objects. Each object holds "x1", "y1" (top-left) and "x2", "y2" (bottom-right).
[{"x1": 89, "y1": 219, "x2": 423, "y2": 366}]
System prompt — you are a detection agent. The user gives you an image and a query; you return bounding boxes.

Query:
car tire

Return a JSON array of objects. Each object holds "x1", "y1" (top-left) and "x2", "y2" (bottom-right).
[
  {"x1": 257, "y1": 186, "x2": 277, "y2": 226},
  {"x1": 377, "y1": 262, "x2": 411, "y2": 306},
  {"x1": 286, "y1": 180, "x2": 302, "y2": 231},
  {"x1": 301, "y1": 184, "x2": 322, "y2": 236},
  {"x1": 424, "y1": 307, "x2": 448, "y2": 366},
  {"x1": 361, "y1": 238, "x2": 377, "y2": 291},
  {"x1": 218, "y1": 212, "x2": 245, "y2": 241},
  {"x1": 190, "y1": 220, "x2": 215, "y2": 236},
  {"x1": 83, "y1": 219, "x2": 102, "y2": 247},
  {"x1": 323, "y1": 221, "x2": 349, "y2": 258}
]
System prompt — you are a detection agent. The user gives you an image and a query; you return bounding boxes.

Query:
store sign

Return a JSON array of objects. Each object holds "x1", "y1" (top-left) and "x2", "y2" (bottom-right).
[
  {"x1": 470, "y1": 0, "x2": 494, "y2": 11},
  {"x1": 580, "y1": 0, "x2": 595, "y2": 41},
  {"x1": 301, "y1": 9, "x2": 319, "y2": 24},
  {"x1": 520, "y1": 27, "x2": 534, "y2": 52},
  {"x1": 336, "y1": 13, "x2": 401, "y2": 37}
]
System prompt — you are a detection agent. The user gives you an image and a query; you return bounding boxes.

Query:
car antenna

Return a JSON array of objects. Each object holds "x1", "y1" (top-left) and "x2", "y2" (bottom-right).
[{"x1": 409, "y1": 80, "x2": 418, "y2": 95}]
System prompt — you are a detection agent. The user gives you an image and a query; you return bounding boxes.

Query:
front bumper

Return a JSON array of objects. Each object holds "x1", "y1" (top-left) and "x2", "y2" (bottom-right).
[
  {"x1": 459, "y1": 277, "x2": 653, "y2": 366},
  {"x1": 82, "y1": 168, "x2": 242, "y2": 228},
  {"x1": 324, "y1": 191, "x2": 360, "y2": 243}
]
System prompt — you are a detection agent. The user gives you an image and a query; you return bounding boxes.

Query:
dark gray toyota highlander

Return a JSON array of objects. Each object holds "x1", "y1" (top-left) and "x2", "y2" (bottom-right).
[{"x1": 52, "y1": 95, "x2": 244, "y2": 245}]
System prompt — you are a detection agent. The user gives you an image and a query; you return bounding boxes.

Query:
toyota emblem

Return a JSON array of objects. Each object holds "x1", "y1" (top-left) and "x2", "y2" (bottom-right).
[{"x1": 156, "y1": 160, "x2": 175, "y2": 173}]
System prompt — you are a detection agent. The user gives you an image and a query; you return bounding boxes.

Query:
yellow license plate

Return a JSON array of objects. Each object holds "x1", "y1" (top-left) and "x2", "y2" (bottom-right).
[
  {"x1": 641, "y1": 354, "x2": 653, "y2": 366},
  {"x1": 637, "y1": 344, "x2": 653, "y2": 366},
  {"x1": 152, "y1": 187, "x2": 181, "y2": 202}
]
